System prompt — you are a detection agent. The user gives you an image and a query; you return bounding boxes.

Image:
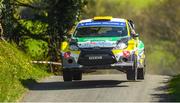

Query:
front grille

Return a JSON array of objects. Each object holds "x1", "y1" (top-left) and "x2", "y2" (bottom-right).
[
  {"x1": 78, "y1": 48, "x2": 117, "y2": 66},
  {"x1": 78, "y1": 58, "x2": 116, "y2": 66}
]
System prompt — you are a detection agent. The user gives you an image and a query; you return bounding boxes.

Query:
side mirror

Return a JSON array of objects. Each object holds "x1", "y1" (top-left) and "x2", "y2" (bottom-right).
[
  {"x1": 132, "y1": 24, "x2": 135, "y2": 29},
  {"x1": 133, "y1": 33, "x2": 139, "y2": 37},
  {"x1": 128, "y1": 20, "x2": 135, "y2": 29}
]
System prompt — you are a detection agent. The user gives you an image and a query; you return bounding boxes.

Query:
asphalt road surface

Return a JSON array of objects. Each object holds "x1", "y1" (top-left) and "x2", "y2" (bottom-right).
[{"x1": 22, "y1": 74, "x2": 171, "y2": 102}]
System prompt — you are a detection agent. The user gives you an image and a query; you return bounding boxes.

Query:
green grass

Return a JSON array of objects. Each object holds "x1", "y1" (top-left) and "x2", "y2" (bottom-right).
[
  {"x1": 0, "y1": 41, "x2": 50, "y2": 102},
  {"x1": 169, "y1": 75, "x2": 180, "y2": 101}
]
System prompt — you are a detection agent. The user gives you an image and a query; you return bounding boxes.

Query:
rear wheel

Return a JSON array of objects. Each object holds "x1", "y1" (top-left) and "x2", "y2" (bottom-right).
[
  {"x1": 73, "y1": 71, "x2": 82, "y2": 80},
  {"x1": 137, "y1": 68, "x2": 145, "y2": 80},
  {"x1": 63, "y1": 70, "x2": 72, "y2": 81},
  {"x1": 127, "y1": 54, "x2": 137, "y2": 81}
]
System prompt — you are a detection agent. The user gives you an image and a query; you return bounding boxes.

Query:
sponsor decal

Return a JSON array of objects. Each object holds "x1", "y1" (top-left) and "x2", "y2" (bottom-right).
[
  {"x1": 78, "y1": 21, "x2": 126, "y2": 28},
  {"x1": 78, "y1": 41, "x2": 116, "y2": 48}
]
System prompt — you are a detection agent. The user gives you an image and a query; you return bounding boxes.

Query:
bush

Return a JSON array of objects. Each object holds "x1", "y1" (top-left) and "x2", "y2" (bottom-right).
[
  {"x1": 169, "y1": 75, "x2": 180, "y2": 101},
  {"x1": 20, "y1": 38, "x2": 48, "y2": 60}
]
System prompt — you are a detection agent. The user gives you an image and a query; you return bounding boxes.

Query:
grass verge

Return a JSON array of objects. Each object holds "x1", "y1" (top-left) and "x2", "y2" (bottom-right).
[
  {"x1": 0, "y1": 41, "x2": 50, "y2": 102},
  {"x1": 169, "y1": 75, "x2": 180, "y2": 101}
]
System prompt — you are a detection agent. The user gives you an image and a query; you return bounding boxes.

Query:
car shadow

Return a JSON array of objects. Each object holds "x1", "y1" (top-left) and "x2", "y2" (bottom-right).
[{"x1": 20, "y1": 78, "x2": 129, "y2": 91}]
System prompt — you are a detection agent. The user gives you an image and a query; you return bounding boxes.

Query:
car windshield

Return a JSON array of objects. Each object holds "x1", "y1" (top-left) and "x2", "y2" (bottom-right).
[{"x1": 74, "y1": 26, "x2": 128, "y2": 37}]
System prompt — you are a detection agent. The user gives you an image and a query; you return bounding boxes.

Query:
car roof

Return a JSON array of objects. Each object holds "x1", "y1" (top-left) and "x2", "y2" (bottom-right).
[{"x1": 79, "y1": 18, "x2": 127, "y2": 23}]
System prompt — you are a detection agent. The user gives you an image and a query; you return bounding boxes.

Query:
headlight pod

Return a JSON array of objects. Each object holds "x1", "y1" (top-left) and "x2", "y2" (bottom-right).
[
  {"x1": 69, "y1": 45, "x2": 79, "y2": 50},
  {"x1": 114, "y1": 43, "x2": 127, "y2": 50}
]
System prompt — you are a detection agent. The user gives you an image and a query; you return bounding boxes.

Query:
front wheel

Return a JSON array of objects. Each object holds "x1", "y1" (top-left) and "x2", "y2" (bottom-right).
[
  {"x1": 63, "y1": 70, "x2": 72, "y2": 81},
  {"x1": 137, "y1": 58, "x2": 146, "y2": 80},
  {"x1": 137, "y1": 68, "x2": 145, "y2": 80},
  {"x1": 73, "y1": 71, "x2": 82, "y2": 80},
  {"x1": 127, "y1": 68, "x2": 137, "y2": 81},
  {"x1": 126, "y1": 54, "x2": 137, "y2": 81}
]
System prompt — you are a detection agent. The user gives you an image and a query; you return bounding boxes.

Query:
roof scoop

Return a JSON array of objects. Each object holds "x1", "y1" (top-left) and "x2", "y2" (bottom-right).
[{"x1": 93, "y1": 16, "x2": 112, "y2": 21}]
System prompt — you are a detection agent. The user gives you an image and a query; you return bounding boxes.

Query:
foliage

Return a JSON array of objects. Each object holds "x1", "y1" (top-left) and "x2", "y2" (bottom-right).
[
  {"x1": 44, "y1": 0, "x2": 86, "y2": 72},
  {"x1": 169, "y1": 75, "x2": 180, "y2": 101},
  {"x1": 18, "y1": 20, "x2": 48, "y2": 36},
  {"x1": 1, "y1": 0, "x2": 86, "y2": 65},
  {"x1": 136, "y1": 0, "x2": 180, "y2": 75},
  {"x1": 20, "y1": 38, "x2": 48, "y2": 60},
  {"x1": 147, "y1": 45, "x2": 176, "y2": 75},
  {"x1": 0, "y1": 41, "x2": 49, "y2": 101},
  {"x1": 82, "y1": 0, "x2": 156, "y2": 19},
  {"x1": 1, "y1": 0, "x2": 14, "y2": 39}
]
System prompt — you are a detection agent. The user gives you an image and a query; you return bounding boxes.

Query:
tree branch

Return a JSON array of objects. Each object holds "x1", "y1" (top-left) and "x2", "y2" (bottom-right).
[{"x1": 13, "y1": 0, "x2": 46, "y2": 10}]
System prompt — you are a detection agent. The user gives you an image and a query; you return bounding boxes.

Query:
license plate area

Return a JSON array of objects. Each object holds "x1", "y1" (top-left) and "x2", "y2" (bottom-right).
[{"x1": 88, "y1": 56, "x2": 102, "y2": 60}]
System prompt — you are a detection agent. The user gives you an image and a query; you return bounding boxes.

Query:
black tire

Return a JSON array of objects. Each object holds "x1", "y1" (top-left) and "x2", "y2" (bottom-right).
[
  {"x1": 127, "y1": 68, "x2": 137, "y2": 81},
  {"x1": 137, "y1": 58, "x2": 146, "y2": 80},
  {"x1": 63, "y1": 70, "x2": 72, "y2": 81},
  {"x1": 137, "y1": 68, "x2": 145, "y2": 80},
  {"x1": 73, "y1": 71, "x2": 82, "y2": 80},
  {"x1": 126, "y1": 54, "x2": 137, "y2": 81}
]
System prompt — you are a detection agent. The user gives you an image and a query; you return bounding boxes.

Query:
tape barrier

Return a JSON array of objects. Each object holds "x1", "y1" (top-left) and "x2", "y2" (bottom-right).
[{"x1": 31, "y1": 61, "x2": 62, "y2": 65}]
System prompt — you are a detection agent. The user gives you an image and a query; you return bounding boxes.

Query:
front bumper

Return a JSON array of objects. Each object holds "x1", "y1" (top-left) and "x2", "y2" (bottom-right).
[
  {"x1": 62, "y1": 61, "x2": 133, "y2": 70},
  {"x1": 62, "y1": 48, "x2": 135, "y2": 70}
]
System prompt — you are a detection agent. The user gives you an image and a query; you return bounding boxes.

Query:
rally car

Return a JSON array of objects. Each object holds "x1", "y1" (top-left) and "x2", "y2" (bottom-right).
[{"x1": 60, "y1": 16, "x2": 145, "y2": 81}]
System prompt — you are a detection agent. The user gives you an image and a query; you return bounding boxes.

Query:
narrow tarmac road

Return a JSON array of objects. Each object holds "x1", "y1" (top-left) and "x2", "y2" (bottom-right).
[{"x1": 22, "y1": 74, "x2": 171, "y2": 102}]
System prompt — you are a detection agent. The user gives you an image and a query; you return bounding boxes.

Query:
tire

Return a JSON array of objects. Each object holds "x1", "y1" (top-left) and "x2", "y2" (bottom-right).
[
  {"x1": 137, "y1": 58, "x2": 146, "y2": 80},
  {"x1": 126, "y1": 54, "x2": 137, "y2": 81},
  {"x1": 127, "y1": 68, "x2": 137, "y2": 81},
  {"x1": 73, "y1": 71, "x2": 82, "y2": 80},
  {"x1": 137, "y1": 68, "x2": 145, "y2": 80},
  {"x1": 63, "y1": 70, "x2": 72, "y2": 81}
]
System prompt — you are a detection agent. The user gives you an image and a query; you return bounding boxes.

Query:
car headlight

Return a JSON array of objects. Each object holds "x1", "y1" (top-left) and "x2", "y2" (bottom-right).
[
  {"x1": 69, "y1": 45, "x2": 79, "y2": 50},
  {"x1": 114, "y1": 43, "x2": 127, "y2": 50}
]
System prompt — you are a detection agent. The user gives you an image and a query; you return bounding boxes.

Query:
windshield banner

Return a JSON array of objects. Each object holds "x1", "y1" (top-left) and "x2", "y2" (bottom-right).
[{"x1": 77, "y1": 21, "x2": 126, "y2": 28}]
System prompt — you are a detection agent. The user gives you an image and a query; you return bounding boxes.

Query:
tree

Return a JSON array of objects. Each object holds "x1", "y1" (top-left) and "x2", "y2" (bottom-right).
[
  {"x1": 1, "y1": 0, "x2": 14, "y2": 40},
  {"x1": 1, "y1": 0, "x2": 86, "y2": 73},
  {"x1": 45, "y1": 0, "x2": 86, "y2": 73}
]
